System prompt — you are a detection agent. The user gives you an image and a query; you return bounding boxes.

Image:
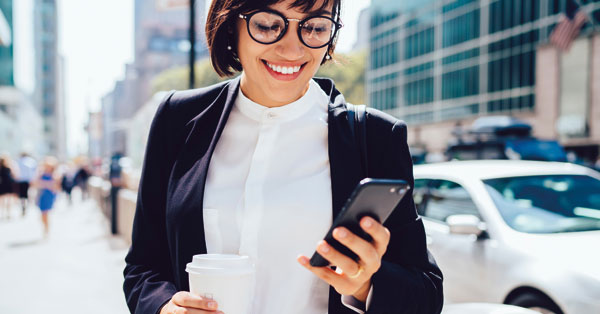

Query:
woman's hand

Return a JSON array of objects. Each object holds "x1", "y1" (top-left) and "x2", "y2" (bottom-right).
[
  {"x1": 160, "y1": 291, "x2": 223, "y2": 314},
  {"x1": 297, "y1": 216, "x2": 391, "y2": 302}
]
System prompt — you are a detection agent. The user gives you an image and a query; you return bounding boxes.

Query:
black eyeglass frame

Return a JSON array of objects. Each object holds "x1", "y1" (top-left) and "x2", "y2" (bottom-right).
[{"x1": 238, "y1": 9, "x2": 343, "y2": 49}]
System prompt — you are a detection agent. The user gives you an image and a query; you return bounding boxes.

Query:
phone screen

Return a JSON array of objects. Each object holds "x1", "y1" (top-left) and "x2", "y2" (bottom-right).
[{"x1": 309, "y1": 178, "x2": 410, "y2": 267}]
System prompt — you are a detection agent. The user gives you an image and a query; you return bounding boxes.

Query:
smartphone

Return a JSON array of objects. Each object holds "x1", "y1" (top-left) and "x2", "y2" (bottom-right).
[{"x1": 309, "y1": 178, "x2": 410, "y2": 267}]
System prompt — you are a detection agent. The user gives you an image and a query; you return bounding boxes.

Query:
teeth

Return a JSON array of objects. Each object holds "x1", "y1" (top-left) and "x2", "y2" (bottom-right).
[{"x1": 266, "y1": 62, "x2": 302, "y2": 75}]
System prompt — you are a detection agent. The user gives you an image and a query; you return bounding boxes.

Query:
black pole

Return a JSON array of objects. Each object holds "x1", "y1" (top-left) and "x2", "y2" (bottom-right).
[{"x1": 189, "y1": 0, "x2": 196, "y2": 89}]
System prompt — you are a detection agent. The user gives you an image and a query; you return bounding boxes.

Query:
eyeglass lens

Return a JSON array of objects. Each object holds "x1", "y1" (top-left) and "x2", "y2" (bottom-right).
[{"x1": 248, "y1": 11, "x2": 336, "y2": 48}]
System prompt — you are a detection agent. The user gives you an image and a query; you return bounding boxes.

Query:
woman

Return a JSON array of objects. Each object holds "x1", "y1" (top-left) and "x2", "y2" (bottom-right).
[
  {"x1": 124, "y1": 0, "x2": 443, "y2": 313},
  {"x1": 34, "y1": 157, "x2": 59, "y2": 236}
]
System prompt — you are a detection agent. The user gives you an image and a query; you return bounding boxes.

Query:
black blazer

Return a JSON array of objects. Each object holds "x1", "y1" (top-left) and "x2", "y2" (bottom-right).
[{"x1": 123, "y1": 77, "x2": 443, "y2": 314}]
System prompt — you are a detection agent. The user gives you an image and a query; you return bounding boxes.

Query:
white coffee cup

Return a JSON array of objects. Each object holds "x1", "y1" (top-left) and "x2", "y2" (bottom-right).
[{"x1": 186, "y1": 254, "x2": 255, "y2": 314}]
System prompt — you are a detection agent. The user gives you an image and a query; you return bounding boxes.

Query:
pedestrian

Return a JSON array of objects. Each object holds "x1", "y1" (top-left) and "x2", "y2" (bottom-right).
[
  {"x1": 108, "y1": 153, "x2": 123, "y2": 235},
  {"x1": 0, "y1": 155, "x2": 16, "y2": 220},
  {"x1": 34, "y1": 157, "x2": 59, "y2": 237},
  {"x1": 74, "y1": 162, "x2": 90, "y2": 200},
  {"x1": 60, "y1": 162, "x2": 76, "y2": 205},
  {"x1": 15, "y1": 153, "x2": 37, "y2": 216},
  {"x1": 123, "y1": 1, "x2": 443, "y2": 314}
]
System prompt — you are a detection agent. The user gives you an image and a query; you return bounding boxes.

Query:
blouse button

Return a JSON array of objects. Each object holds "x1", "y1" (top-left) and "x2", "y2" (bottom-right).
[{"x1": 267, "y1": 112, "x2": 276, "y2": 119}]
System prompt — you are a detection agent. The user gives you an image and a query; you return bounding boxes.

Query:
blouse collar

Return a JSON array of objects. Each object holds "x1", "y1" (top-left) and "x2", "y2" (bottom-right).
[{"x1": 235, "y1": 79, "x2": 324, "y2": 123}]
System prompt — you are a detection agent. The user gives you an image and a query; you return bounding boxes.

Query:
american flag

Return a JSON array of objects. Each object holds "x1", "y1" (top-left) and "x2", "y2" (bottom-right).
[{"x1": 550, "y1": 0, "x2": 589, "y2": 51}]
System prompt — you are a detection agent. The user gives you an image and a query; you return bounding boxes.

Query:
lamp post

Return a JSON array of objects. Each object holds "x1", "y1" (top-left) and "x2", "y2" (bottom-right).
[{"x1": 189, "y1": 0, "x2": 196, "y2": 89}]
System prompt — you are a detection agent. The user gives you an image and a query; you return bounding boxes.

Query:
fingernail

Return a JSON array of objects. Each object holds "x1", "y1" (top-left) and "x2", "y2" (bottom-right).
[
  {"x1": 336, "y1": 228, "x2": 347, "y2": 238},
  {"x1": 318, "y1": 242, "x2": 330, "y2": 253},
  {"x1": 362, "y1": 217, "x2": 373, "y2": 228},
  {"x1": 208, "y1": 301, "x2": 217, "y2": 309}
]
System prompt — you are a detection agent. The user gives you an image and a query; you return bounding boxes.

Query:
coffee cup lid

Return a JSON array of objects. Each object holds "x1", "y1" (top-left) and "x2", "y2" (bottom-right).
[{"x1": 186, "y1": 254, "x2": 254, "y2": 275}]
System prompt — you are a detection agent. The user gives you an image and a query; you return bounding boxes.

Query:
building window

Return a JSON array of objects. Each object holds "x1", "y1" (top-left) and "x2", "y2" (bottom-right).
[
  {"x1": 442, "y1": 9, "x2": 480, "y2": 48},
  {"x1": 442, "y1": 66, "x2": 479, "y2": 100}
]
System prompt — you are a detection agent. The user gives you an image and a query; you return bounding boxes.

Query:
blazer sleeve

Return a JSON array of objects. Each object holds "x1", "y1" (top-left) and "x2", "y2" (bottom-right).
[
  {"x1": 123, "y1": 91, "x2": 178, "y2": 314},
  {"x1": 367, "y1": 121, "x2": 444, "y2": 314}
]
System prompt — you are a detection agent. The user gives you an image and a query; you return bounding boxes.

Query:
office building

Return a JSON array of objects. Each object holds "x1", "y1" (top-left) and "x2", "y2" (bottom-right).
[
  {"x1": 368, "y1": 0, "x2": 600, "y2": 162},
  {"x1": 99, "y1": 1, "x2": 207, "y2": 158},
  {"x1": 0, "y1": 0, "x2": 13, "y2": 85},
  {"x1": 0, "y1": 1, "x2": 44, "y2": 157},
  {"x1": 33, "y1": 0, "x2": 66, "y2": 159}
]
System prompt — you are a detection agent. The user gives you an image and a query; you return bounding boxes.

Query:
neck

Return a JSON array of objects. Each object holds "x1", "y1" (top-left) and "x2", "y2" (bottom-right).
[{"x1": 240, "y1": 73, "x2": 310, "y2": 108}]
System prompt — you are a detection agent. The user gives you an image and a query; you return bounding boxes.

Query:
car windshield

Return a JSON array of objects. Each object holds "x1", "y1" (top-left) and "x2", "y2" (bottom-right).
[{"x1": 484, "y1": 175, "x2": 600, "y2": 233}]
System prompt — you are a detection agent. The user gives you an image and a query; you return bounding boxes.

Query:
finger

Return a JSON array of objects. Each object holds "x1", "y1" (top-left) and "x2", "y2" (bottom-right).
[
  {"x1": 315, "y1": 240, "x2": 362, "y2": 278},
  {"x1": 332, "y1": 227, "x2": 380, "y2": 271},
  {"x1": 174, "y1": 307, "x2": 224, "y2": 314},
  {"x1": 166, "y1": 303, "x2": 223, "y2": 314},
  {"x1": 172, "y1": 291, "x2": 219, "y2": 311},
  {"x1": 360, "y1": 217, "x2": 391, "y2": 257},
  {"x1": 297, "y1": 255, "x2": 354, "y2": 293}
]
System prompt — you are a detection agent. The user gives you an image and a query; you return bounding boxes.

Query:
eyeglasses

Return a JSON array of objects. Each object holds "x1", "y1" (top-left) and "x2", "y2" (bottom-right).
[{"x1": 238, "y1": 10, "x2": 343, "y2": 49}]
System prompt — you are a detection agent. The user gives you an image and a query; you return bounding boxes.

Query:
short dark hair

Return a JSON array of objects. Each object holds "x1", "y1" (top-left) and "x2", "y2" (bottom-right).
[{"x1": 206, "y1": 0, "x2": 342, "y2": 77}]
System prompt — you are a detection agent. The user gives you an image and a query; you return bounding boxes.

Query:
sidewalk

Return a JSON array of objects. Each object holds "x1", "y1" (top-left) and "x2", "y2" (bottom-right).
[{"x1": 0, "y1": 193, "x2": 130, "y2": 314}]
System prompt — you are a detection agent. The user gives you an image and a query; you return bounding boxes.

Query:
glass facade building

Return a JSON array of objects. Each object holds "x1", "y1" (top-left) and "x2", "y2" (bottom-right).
[
  {"x1": 0, "y1": 0, "x2": 13, "y2": 86},
  {"x1": 368, "y1": 0, "x2": 600, "y2": 125}
]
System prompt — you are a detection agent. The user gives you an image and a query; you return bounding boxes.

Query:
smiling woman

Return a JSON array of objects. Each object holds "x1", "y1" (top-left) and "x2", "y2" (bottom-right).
[{"x1": 123, "y1": 1, "x2": 444, "y2": 314}]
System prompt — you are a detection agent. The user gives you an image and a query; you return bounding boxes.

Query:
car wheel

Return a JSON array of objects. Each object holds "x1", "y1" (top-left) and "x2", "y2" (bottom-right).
[{"x1": 508, "y1": 292, "x2": 563, "y2": 314}]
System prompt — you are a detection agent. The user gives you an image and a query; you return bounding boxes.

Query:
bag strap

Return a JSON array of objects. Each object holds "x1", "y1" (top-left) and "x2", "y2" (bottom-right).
[{"x1": 346, "y1": 104, "x2": 368, "y2": 177}]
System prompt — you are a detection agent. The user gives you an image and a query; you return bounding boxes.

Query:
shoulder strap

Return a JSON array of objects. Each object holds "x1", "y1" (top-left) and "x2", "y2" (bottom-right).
[{"x1": 346, "y1": 104, "x2": 368, "y2": 178}]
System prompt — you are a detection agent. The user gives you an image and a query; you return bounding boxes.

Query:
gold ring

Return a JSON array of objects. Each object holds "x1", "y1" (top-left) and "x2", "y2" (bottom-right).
[{"x1": 347, "y1": 264, "x2": 364, "y2": 279}]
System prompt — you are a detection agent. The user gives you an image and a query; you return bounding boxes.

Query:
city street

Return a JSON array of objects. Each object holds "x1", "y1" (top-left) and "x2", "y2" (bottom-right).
[{"x1": 0, "y1": 194, "x2": 130, "y2": 314}]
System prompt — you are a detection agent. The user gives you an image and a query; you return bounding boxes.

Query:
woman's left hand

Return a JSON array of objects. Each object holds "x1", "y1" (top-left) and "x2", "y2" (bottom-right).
[{"x1": 297, "y1": 216, "x2": 391, "y2": 302}]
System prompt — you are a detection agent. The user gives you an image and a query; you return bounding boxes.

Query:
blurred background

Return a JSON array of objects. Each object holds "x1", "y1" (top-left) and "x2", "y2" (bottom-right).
[{"x1": 0, "y1": 0, "x2": 599, "y2": 313}]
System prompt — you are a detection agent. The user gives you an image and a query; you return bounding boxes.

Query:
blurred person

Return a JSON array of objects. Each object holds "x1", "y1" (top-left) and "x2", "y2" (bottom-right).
[
  {"x1": 123, "y1": 1, "x2": 443, "y2": 314},
  {"x1": 74, "y1": 162, "x2": 91, "y2": 200},
  {"x1": 109, "y1": 153, "x2": 123, "y2": 235},
  {"x1": 15, "y1": 153, "x2": 37, "y2": 216},
  {"x1": 0, "y1": 156, "x2": 16, "y2": 220},
  {"x1": 33, "y1": 157, "x2": 60, "y2": 237},
  {"x1": 60, "y1": 162, "x2": 77, "y2": 205}
]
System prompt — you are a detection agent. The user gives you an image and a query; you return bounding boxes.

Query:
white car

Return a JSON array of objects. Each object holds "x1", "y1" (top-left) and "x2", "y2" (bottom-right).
[
  {"x1": 413, "y1": 160, "x2": 600, "y2": 314},
  {"x1": 442, "y1": 303, "x2": 539, "y2": 314}
]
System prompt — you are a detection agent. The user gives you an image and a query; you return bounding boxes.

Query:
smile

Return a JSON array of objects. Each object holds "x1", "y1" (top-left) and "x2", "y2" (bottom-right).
[
  {"x1": 261, "y1": 60, "x2": 307, "y2": 81},
  {"x1": 265, "y1": 62, "x2": 302, "y2": 74}
]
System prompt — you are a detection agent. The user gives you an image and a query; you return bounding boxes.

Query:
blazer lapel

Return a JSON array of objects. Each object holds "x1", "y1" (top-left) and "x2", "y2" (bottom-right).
[
  {"x1": 327, "y1": 96, "x2": 365, "y2": 221},
  {"x1": 168, "y1": 77, "x2": 240, "y2": 258}
]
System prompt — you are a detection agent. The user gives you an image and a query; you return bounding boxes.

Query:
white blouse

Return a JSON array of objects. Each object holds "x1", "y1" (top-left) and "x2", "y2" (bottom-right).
[{"x1": 203, "y1": 79, "x2": 367, "y2": 313}]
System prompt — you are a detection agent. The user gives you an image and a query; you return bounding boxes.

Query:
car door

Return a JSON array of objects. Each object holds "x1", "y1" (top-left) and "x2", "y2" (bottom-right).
[{"x1": 414, "y1": 178, "x2": 492, "y2": 303}]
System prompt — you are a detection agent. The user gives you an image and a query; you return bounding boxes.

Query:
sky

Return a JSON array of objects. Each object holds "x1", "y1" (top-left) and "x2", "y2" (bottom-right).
[{"x1": 18, "y1": 0, "x2": 371, "y2": 157}]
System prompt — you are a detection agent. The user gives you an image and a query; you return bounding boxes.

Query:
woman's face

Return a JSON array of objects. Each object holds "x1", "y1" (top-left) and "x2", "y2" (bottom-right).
[{"x1": 236, "y1": 0, "x2": 333, "y2": 107}]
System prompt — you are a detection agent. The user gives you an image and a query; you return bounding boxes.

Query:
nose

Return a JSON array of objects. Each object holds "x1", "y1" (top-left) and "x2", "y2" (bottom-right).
[{"x1": 275, "y1": 24, "x2": 305, "y2": 60}]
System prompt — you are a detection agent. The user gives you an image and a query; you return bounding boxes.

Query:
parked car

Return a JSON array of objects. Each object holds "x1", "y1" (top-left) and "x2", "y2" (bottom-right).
[
  {"x1": 446, "y1": 116, "x2": 567, "y2": 162},
  {"x1": 413, "y1": 160, "x2": 600, "y2": 314},
  {"x1": 442, "y1": 303, "x2": 539, "y2": 314}
]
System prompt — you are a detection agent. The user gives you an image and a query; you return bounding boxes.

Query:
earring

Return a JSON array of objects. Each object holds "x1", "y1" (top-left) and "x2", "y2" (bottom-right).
[
  {"x1": 227, "y1": 45, "x2": 232, "y2": 51},
  {"x1": 325, "y1": 54, "x2": 331, "y2": 60}
]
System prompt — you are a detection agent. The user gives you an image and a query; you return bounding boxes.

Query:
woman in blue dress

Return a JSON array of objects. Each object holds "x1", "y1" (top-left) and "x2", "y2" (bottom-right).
[{"x1": 35, "y1": 157, "x2": 59, "y2": 236}]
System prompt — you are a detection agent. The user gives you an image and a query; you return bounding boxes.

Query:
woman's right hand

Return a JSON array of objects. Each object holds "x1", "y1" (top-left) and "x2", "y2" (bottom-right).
[{"x1": 160, "y1": 291, "x2": 223, "y2": 314}]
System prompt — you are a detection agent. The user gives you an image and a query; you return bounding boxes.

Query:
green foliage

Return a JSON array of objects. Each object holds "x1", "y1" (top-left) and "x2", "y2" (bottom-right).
[
  {"x1": 316, "y1": 49, "x2": 367, "y2": 105},
  {"x1": 151, "y1": 49, "x2": 367, "y2": 105},
  {"x1": 151, "y1": 58, "x2": 229, "y2": 94}
]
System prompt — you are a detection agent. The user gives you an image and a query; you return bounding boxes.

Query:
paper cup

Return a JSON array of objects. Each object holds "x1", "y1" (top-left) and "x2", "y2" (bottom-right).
[{"x1": 186, "y1": 254, "x2": 255, "y2": 314}]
